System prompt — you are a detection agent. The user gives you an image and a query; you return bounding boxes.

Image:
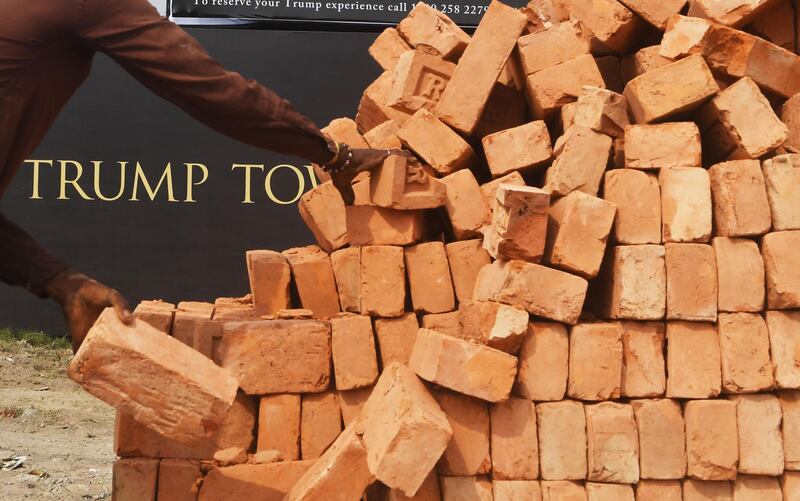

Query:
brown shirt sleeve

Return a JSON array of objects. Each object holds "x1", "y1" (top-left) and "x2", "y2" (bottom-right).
[
  {"x1": 0, "y1": 211, "x2": 68, "y2": 298},
  {"x1": 77, "y1": 0, "x2": 333, "y2": 163}
]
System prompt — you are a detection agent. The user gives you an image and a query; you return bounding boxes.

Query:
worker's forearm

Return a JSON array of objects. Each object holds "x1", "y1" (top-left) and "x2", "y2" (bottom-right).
[{"x1": 0, "y1": 211, "x2": 68, "y2": 298}]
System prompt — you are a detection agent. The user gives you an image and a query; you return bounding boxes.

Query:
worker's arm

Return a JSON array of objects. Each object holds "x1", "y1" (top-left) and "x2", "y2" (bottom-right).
[{"x1": 0, "y1": 211, "x2": 132, "y2": 352}]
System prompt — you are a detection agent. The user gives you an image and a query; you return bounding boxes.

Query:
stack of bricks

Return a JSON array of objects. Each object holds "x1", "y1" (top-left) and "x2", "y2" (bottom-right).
[{"x1": 109, "y1": 0, "x2": 800, "y2": 499}]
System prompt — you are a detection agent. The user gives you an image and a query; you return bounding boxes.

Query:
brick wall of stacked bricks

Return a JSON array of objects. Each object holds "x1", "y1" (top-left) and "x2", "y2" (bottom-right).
[{"x1": 110, "y1": 0, "x2": 800, "y2": 499}]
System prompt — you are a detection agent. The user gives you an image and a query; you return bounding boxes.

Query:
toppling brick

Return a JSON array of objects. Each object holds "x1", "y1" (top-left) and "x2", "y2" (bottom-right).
[
  {"x1": 440, "y1": 169, "x2": 492, "y2": 240},
  {"x1": 331, "y1": 315, "x2": 379, "y2": 390},
  {"x1": 397, "y1": 109, "x2": 477, "y2": 176},
  {"x1": 396, "y1": 2, "x2": 470, "y2": 61},
  {"x1": 458, "y1": 300, "x2": 529, "y2": 354},
  {"x1": 69, "y1": 309, "x2": 238, "y2": 444},
  {"x1": 483, "y1": 184, "x2": 549, "y2": 262},
  {"x1": 434, "y1": 390, "x2": 492, "y2": 476},
  {"x1": 282, "y1": 246, "x2": 340, "y2": 319},
  {"x1": 562, "y1": 0, "x2": 643, "y2": 53},
  {"x1": 762, "y1": 154, "x2": 800, "y2": 231},
  {"x1": 537, "y1": 400, "x2": 588, "y2": 480},
  {"x1": 246, "y1": 250, "x2": 291, "y2": 316},
  {"x1": 659, "y1": 167, "x2": 712, "y2": 243},
  {"x1": 525, "y1": 55, "x2": 606, "y2": 118},
  {"x1": 632, "y1": 399, "x2": 687, "y2": 480},
  {"x1": 298, "y1": 182, "x2": 348, "y2": 253},
  {"x1": 482, "y1": 120, "x2": 553, "y2": 178},
  {"x1": 684, "y1": 399, "x2": 739, "y2": 481},
  {"x1": 543, "y1": 125, "x2": 612, "y2": 197},
  {"x1": 718, "y1": 312, "x2": 775, "y2": 393},
  {"x1": 762, "y1": 230, "x2": 800, "y2": 309},
  {"x1": 370, "y1": 155, "x2": 446, "y2": 210},
  {"x1": 666, "y1": 321, "x2": 722, "y2": 399},
  {"x1": 369, "y1": 28, "x2": 411, "y2": 71},
  {"x1": 712, "y1": 237, "x2": 765, "y2": 312},
  {"x1": 621, "y1": 321, "x2": 666, "y2": 398},
  {"x1": 567, "y1": 323, "x2": 623, "y2": 401},
  {"x1": 602, "y1": 169, "x2": 661, "y2": 245},
  {"x1": 445, "y1": 239, "x2": 492, "y2": 303},
  {"x1": 405, "y1": 241, "x2": 456, "y2": 314},
  {"x1": 731, "y1": 393, "x2": 784, "y2": 476},
  {"x1": 516, "y1": 322, "x2": 569, "y2": 402},
  {"x1": 388, "y1": 50, "x2": 456, "y2": 113},
  {"x1": 623, "y1": 123, "x2": 702, "y2": 169}
]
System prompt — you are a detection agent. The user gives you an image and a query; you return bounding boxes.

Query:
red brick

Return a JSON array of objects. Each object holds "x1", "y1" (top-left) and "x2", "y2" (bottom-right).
[
  {"x1": 717, "y1": 313, "x2": 774, "y2": 393},
  {"x1": 331, "y1": 315, "x2": 379, "y2": 390},
  {"x1": 473, "y1": 81, "x2": 528, "y2": 140},
  {"x1": 779, "y1": 390, "x2": 800, "y2": 470},
  {"x1": 762, "y1": 154, "x2": 800, "y2": 231},
  {"x1": 444, "y1": 239, "x2": 491, "y2": 303},
  {"x1": 748, "y1": 1, "x2": 797, "y2": 52},
  {"x1": 369, "y1": 27, "x2": 411, "y2": 71},
  {"x1": 538, "y1": 401, "x2": 588, "y2": 480},
  {"x1": 370, "y1": 155, "x2": 446, "y2": 210},
  {"x1": 681, "y1": 479, "x2": 733, "y2": 500},
  {"x1": 632, "y1": 399, "x2": 687, "y2": 479},
  {"x1": 618, "y1": 0, "x2": 686, "y2": 28},
  {"x1": 585, "y1": 402, "x2": 639, "y2": 483},
  {"x1": 220, "y1": 319, "x2": 331, "y2": 395},
  {"x1": 783, "y1": 471, "x2": 800, "y2": 501},
  {"x1": 398, "y1": 109, "x2": 477, "y2": 177},
  {"x1": 482, "y1": 120, "x2": 552, "y2": 178},
  {"x1": 245, "y1": 250, "x2": 291, "y2": 316},
  {"x1": 282, "y1": 246, "x2": 340, "y2": 319},
  {"x1": 659, "y1": 167, "x2": 712, "y2": 243},
  {"x1": 602, "y1": 170, "x2": 661, "y2": 245},
  {"x1": 596, "y1": 55, "x2": 624, "y2": 94},
  {"x1": 440, "y1": 476, "x2": 493, "y2": 501},
  {"x1": 540, "y1": 481, "x2": 587, "y2": 500},
  {"x1": 484, "y1": 185, "x2": 549, "y2": 262},
  {"x1": 567, "y1": 323, "x2": 623, "y2": 401},
  {"x1": 410, "y1": 328, "x2": 518, "y2": 402},
  {"x1": 374, "y1": 313, "x2": 419, "y2": 367},
  {"x1": 298, "y1": 182, "x2": 348, "y2": 254},
  {"x1": 434, "y1": 390, "x2": 491, "y2": 476},
  {"x1": 364, "y1": 119, "x2": 403, "y2": 150},
  {"x1": 396, "y1": 3, "x2": 470, "y2": 61},
  {"x1": 385, "y1": 471, "x2": 442, "y2": 501},
  {"x1": 621, "y1": 322, "x2": 666, "y2": 398},
  {"x1": 516, "y1": 322, "x2": 569, "y2": 402},
  {"x1": 300, "y1": 391, "x2": 342, "y2": 460},
  {"x1": 405, "y1": 242, "x2": 455, "y2": 314},
  {"x1": 172, "y1": 307, "x2": 213, "y2": 347},
  {"x1": 620, "y1": 45, "x2": 672, "y2": 83},
  {"x1": 635, "y1": 480, "x2": 683, "y2": 501},
  {"x1": 586, "y1": 483, "x2": 635, "y2": 501},
  {"x1": 525, "y1": 55, "x2": 606, "y2": 118},
  {"x1": 480, "y1": 173, "x2": 526, "y2": 216},
  {"x1": 257, "y1": 394, "x2": 300, "y2": 460},
  {"x1": 440, "y1": 169, "x2": 492, "y2": 240},
  {"x1": 689, "y1": 0, "x2": 781, "y2": 27},
  {"x1": 517, "y1": 20, "x2": 589, "y2": 75},
  {"x1": 709, "y1": 159, "x2": 772, "y2": 237},
  {"x1": 361, "y1": 363, "x2": 452, "y2": 496},
  {"x1": 767, "y1": 310, "x2": 800, "y2": 389},
  {"x1": 732, "y1": 475, "x2": 783, "y2": 501},
  {"x1": 712, "y1": 238, "x2": 766, "y2": 312},
  {"x1": 543, "y1": 125, "x2": 612, "y2": 197},
  {"x1": 388, "y1": 50, "x2": 454, "y2": 113},
  {"x1": 493, "y1": 480, "x2": 542, "y2": 501},
  {"x1": 338, "y1": 386, "x2": 372, "y2": 428},
  {"x1": 433, "y1": 1, "x2": 528, "y2": 136},
  {"x1": 421, "y1": 311, "x2": 461, "y2": 338},
  {"x1": 562, "y1": 0, "x2": 643, "y2": 52},
  {"x1": 357, "y1": 71, "x2": 413, "y2": 133},
  {"x1": 157, "y1": 459, "x2": 201, "y2": 501},
  {"x1": 684, "y1": 399, "x2": 739, "y2": 480},
  {"x1": 134, "y1": 300, "x2": 175, "y2": 333},
  {"x1": 664, "y1": 243, "x2": 718, "y2": 321},
  {"x1": 474, "y1": 260, "x2": 588, "y2": 325},
  {"x1": 490, "y1": 398, "x2": 539, "y2": 480},
  {"x1": 458, "y1": 300, "x2": 528, "y2": 354},
  {"x1": 762, "y1": 230, "x2": 800, "y2": 309},
  {"x1": 330, "y1": 247, "x2": 360, "y2": 313},
  {"x1": 69, "y1": 310, "x2": 238, "y2": 444},
  {"x1": 666, "y1": 321, "x2": 722, "y2": 398},
  {"x1": 624, "y1": 123, "x2": 702, "y2": 169},
  {"x1": 572, "y1": 87, "x2": 629, "y2": 137},
  {"x1": 113, "y1": 458, "x2": 158, "y2": 501},
  {"x1": 783, "y1": 95, "x2": 800, "y2": 152},
  {"x1": 359, "y1": 245, "x2": 407, "y2": 317},
  {"x1": 545, "y1": 191, "x2": 616, "y2": 279},
  {"x1": 198, "y1": 461, "x2": 314, "y2": 501},
  {"x1": 731, "y1": 393, "x2": 784, "y2": 475},
  {"x1": 598, "y1": 245, "x2": 667, "y2": 320},
  {"x1": 624, "y1": 55, "x2": 719, "y2": 124}
]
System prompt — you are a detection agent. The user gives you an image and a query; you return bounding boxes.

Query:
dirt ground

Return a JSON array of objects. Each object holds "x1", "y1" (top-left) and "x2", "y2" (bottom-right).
[{"x1": 0, "y1": 340, "x2": 115, "y2": 500}]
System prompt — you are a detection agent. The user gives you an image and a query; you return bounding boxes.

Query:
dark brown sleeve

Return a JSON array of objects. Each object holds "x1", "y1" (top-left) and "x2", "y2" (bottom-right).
[
  {"x1": 0, "y1": 211, "x2": 68, "y2": 298},
  {"x1": 78, "y1": 0, "x2": 333, "y2": 164}
]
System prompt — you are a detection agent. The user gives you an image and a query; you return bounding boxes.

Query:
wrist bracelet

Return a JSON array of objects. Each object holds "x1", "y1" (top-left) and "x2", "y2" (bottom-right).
[{"x1": 322, "y1": 143, "x2": 353, "y2": 174}]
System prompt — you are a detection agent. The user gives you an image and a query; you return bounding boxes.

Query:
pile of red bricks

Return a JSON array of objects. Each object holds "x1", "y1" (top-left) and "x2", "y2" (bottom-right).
[{"x1": 95, "y1": 0, "x2": 800, "y2": 499}]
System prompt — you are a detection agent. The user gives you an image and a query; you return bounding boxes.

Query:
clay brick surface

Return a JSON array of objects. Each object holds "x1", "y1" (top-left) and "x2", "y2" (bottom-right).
[
  {"x1": 69, "y1": 310, "x2": 238, "y2": 445},
  {"x1": 482, "y1": 120, "x2": 553, "y2": 178},
  {"x1": 780, "y1": 390, "x2": 800, "y2": 470},
  {"x1": 709, "y1": 160, "x2": 772, "y2": 238},
  {"x1": 635, "y1": 480, "x2": 683, "y2": 500},
  {"x1": 784, "y1": 471, "x2": 800, "y2": 501},
  {"x1": 331, "y1": 315, "x2": 379, "y2": 390},
  {"x1": 282, "y1": 246, "x2": 340, "y2": 319},
  {"x1": 257, "y1": 394, "x2": 300, "y2": 460},
  {"x1": 359, "y1": 245, "x2": 407, "y2": 317},
  {"x1": 157, "y1": 459, "x2": 201, "y2": 501},
  {"x1": 586, "y1": 483, "x2": 635, "y2": 501},
  {"x1": 665, "y1": 243, "x2": 717, "y2": 321},
  {"x1": 133, "y1": 300, "x2": 174, "y2": 334},
  {"x1": 619, "y1": 0, "x2": 686, "y2": 28},
  {"x1": 434, "y1": 1, "x2": 528, "y2": 135},
  {"x1": 624, "y1": 54, "x2": 719, "y2": 124},
  {"x1": 397, "y1": 109, "x2": 477, "y2": 176},
  {"x1": 540, "y1": 480, "x2": 587, "y2": 500},
  {"x1": 385, "y1": 471, "x2": 442, "y2": 501},
  {"x1": 474, "y1": 259, "x2": 588, "y2": 325},
  {"x1": 246, "y1": 250, "x2": 291, "y2": 316},
  {"x1": 545, "y1": 191, "x2": 616, "y2": 279},
  {"x1": 784, "y1": 95, "x2": 800, "y2": 152},
  {"x1": 440, "y1": 169, "x2": 492, "y2": 241},
  {"x1": 573, "y1": 87, "x2": 629, "y2": 137},
  {"x1": 732, "y1": 475, "x2": 783, "y2": 501},
  {"x1": 526, "y1": 55, "x2": 606, "y2": 118},
  {"x1": 689, "y1": 0, "x2": 780, "y2": 27},
  {"x1": 172, "y1": 308, "x2": 213, "y2": 347},
  {"x1": 330, "y1": 247, "x2": 360, "y2": 313},
  {"x1": 220, "y1": 320, "x2": 330, "y2": 395},
  {"x1": 537, "y1": 400, "x2": 588, "y2": 480},
  {"x1": 198, "y1": 461, "x2": 314, "y2": 501},
  {"x1": 364, "y1": 119, "x2": 403, "y2": 150},
  {"x1": 357, "y1": 71, "x2": 413, "y2": 133},
  {"x1": 490, "y1": 397, "x2": 539, "y2": 480},
  {"x1": 374, "y1": 313, "x2": 419, "y2": 366},
  {"x1": 405, "y1": 242, "x2": 456, "y2": 314},
  {"x1": 599, "y1": 245, "x2": 667, "y2": 320},
  {"x1": 338, "y1": 386, "x2": 372, "y2": 428},
  {"x1": 516, "y1": 322, "x2": 569, "y2": 402},
  {"x1": 410, "y1": 328, "x2": 518, "y2": 402},
  {"x1": 517, "y1": 20, "x2": 589, "y2": 75},
  {"x1": 624, "y1": 123, "x2": 702, "y2": 169},
  {"x1": 389, "y1": 50, "x2": 455, "y2": 113},
  {"x1": 361, "y1": 363, "x2": 452, "y2": 495},
  {"x1": 543, "y1": 125, "x2": 612, "y2": 197},
  {"x1": 298, "y1": 182, "x2": 348, "y2": 254},
  {"x1": 458, "y1": 300, "x2": 528, "y2": 354},
  {"x1": 602, "y1": 169, "x2": 661, "y2": 245},
  {"x1": 684, "y1": 399, "x2": 739, "y2": 480},
  {"x1": 731, "y1": 393, "x2": 784, "y2": 475},
  {"x1": 632, "y1": 399, "x2": 687, "y2": 479},
  {"x1": 681, "y1": 479, "x2": 733, "y2": 500},
  {"x1": 767, "y1": 310, "x2": 800, "y2": 389},
  {"x1": 396, "y1": 2, "x2": 469, "y2": 61},
  {"x1": 718, "y1": 313, "x2": 775, "y2": 393},
  {"x1": 445, "y1": 239, "x2": 492, "y2": 302},
  {"x1": 421, "y1": 311, "x2": 461, "y2": 338},
  {"x1": 434, "y1": 390, "x2": 491, "y2": 476},
  {"x1": 712, "y1": 238, "x2": 766, "y2": 312},
  {"x1": 300, "y1": 391, "x2": 342, "y2": 460},
  {"x1": 369, "y1": 27, "x2": 411, "y2": 71},
  {"x1": 666, "y1": 321, "x2": 722, "y2": 399},
  {"x1": 621, "y1": 45, "x2": 672, "y2": 83},
  {"x1": 370, "y1": 155, "x2": 446, "y2": 210},
  {"x1": 484, "y1": 185, "x2": 549, "y2": 262},
  {"x1": 568, "y1": 323, "x2": 623, "y2": 401},
  {"x1": 562, "y1": 0, "x2": 643, "y2": 52},
  {"x1": 346, "y1": 205, "x2": 425, "y2": 246},
  {"x1": 596, "y1": 55, "x2": 624, "y2": 94},
  {"x1": 113, "y1": 458, "x2": 158, "y2": 501},
  {"x1": 493, "y1": 480, "x2": 542, "y2": 501},
  {"x1": 479, "y1": 172, "x2": 525, "y2": 211},
  {"x1": 621, "y1": 321, "x2": 666, "y2": 398},
  {"x1": 659, "y1": 167, "x2": 712, "y2": 243},
  {"x1": 762, "y1": 154, "x2": 800, "y2": 231},
  {"x1": 440, "y1": 476, "x2": 493, "y2": 501},
  {"x1": 586, "y1": 402, "x2": 640, "y2": 483},
  {"x1": 762, "y1": 230, "x2": 800, "y2": 309}
]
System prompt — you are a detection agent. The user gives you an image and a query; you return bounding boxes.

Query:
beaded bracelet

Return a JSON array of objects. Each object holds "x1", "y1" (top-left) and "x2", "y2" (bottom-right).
[{"x1": 321, "y1": 142, "x2": 353, "y2": 174}]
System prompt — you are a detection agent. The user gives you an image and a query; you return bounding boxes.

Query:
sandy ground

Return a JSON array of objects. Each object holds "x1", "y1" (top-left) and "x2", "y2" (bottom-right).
[{"x1": 0, "y1": 341, "x2": 115, "y2": 500}]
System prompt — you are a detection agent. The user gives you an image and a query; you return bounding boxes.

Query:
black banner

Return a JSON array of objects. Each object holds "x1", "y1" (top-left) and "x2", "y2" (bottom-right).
[
  {"x1": 0, "y1": 28, "x2": 381, "y2": 334},
  {"x1": 171, "y1": 0, "x2": 527, "y2": 28}
]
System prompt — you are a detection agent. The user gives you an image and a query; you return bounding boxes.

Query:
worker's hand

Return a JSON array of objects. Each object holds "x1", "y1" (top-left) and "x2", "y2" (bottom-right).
[
  {"x1": 331, "y1": 148, "x2": 409, "y2": 204},
  {"x1": 44, "y1": 270, "x2": 133, "y2": 353}
]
